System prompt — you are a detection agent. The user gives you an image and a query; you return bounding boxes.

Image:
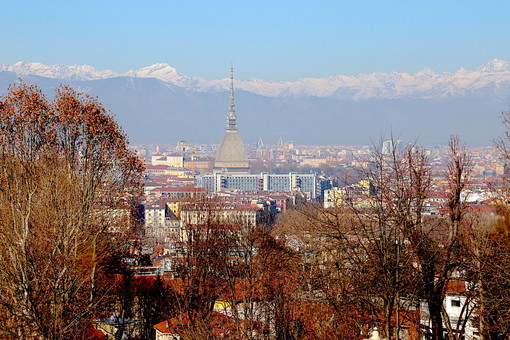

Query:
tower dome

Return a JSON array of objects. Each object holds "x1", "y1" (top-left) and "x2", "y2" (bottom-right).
[{"x1": 214, "y1": 67, "x2": 249, "y2": 173}]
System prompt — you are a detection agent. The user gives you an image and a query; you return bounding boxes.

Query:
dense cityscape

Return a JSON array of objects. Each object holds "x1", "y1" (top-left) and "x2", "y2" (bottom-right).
[{"x1": 96, "y1": 71, "x2": 508, "y2": 339}]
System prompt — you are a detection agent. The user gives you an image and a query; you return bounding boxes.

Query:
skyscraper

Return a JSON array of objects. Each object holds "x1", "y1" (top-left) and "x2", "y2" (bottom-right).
[{"x1": 214, "y1": 66, "x2": 250, "y2": 173}]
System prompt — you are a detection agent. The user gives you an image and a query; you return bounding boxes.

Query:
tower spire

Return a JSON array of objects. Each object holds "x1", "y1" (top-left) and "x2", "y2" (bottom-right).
[
  {"x1": 214, "y1": 65, "x2": 249, "y2": 173},
  {"x1": 226, "y1": 64, "x2": 238, "y2": 132}
]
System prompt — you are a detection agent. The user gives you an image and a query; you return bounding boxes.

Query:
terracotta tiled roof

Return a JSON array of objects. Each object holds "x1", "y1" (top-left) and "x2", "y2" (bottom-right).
[
  {"x1": 446, "y1": 280, "x2": 468, "y2": 294},
  {"x1": 152, "y1": 187, "x2": 205, "y2": 192},
  {"x1": 82, "y1": 324, "x2": 107, "y2": 340},
  {"x1": 154, "y1": 311, "x2": 269, "y2": 336}
]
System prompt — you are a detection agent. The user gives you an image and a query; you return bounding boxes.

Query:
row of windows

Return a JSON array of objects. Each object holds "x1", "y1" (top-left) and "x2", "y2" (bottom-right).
[{"x1": 198, "y1": 174, "x2": 317, "y2": 196}]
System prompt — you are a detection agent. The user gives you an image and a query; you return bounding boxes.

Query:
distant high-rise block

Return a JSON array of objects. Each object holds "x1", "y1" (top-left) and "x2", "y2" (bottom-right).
[{"x1": 197, "y1": 172, "x2": 318, "y2": 199}]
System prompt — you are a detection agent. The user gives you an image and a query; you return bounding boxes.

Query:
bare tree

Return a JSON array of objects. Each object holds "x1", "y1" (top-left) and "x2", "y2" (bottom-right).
[
  {"x1": 471, "y1": 108, "x2": 510, "y2": 338},
  {"x1": 271, "y1": 136, "x2": 473, "y2": 340},
  {"x1": 271, "y1": 140, "x2": 430, "y2": 339},
  {"x1": 402, "y1": 136, "x2": 471, "y2": 340},
  {"x1": 172, "y1": 198, "x2": 243, "y2": 326}
]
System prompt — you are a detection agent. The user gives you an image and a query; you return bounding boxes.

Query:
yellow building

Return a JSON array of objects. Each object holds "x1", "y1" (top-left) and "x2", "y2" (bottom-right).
[
  {"x1": 323, "y1": 179, "x2": 374, "y2": 208},
  {"x1": 165, "y1": 200, "x2": 181, "y2": 218}
]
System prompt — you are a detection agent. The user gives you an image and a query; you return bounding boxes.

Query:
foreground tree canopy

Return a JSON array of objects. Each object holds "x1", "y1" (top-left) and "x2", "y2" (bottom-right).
[{"x1": 0, "y1": 83, "x2": 143, "y2": 339}]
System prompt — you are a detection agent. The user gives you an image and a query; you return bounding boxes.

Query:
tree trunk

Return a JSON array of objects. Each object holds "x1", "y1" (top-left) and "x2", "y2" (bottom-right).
[{"x1": 429, "y1": 300, "x2": 445, "y2": 340}]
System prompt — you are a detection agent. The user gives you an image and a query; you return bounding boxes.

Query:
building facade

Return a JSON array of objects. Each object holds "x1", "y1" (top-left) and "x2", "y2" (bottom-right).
[{"x1": 197, "y1": 172, "x2": 318, "y2": 199}]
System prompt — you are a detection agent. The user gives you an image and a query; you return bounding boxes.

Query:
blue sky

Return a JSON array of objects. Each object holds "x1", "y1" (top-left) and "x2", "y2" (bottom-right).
[{"x1": 1, "y1": 1, "x2": 509, "y2": 81}]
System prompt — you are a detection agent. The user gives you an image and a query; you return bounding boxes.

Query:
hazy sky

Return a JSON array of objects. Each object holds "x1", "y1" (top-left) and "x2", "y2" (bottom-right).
[{"x1": 1, "y1": 1, "x2": 509, "y2": 81}]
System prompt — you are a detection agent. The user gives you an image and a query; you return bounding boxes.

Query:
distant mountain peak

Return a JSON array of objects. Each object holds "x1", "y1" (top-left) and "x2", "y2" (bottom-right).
[
  {"x1": 477, "y1": 58, "x2": 510, "y2": 72},
  {"x1": 148, "y1": 63, "x2": 175, "y2": 70},
  {"x1": 124, "y1": 63, "x2": 180, "y2": 80}
]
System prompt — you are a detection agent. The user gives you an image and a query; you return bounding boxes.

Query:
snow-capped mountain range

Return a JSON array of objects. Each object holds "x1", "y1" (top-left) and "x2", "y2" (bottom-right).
[
  {"x1": 2, "y1": 59, "x2": 510, "y2": 100},
  {"x1": 0, "y1": 60, "x2": 507, "y2": 146}
]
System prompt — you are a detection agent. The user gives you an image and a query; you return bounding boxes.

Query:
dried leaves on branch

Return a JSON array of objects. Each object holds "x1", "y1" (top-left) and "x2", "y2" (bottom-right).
[{"x1": 0, "y1": 82, "x2": 143, "y2": 339}]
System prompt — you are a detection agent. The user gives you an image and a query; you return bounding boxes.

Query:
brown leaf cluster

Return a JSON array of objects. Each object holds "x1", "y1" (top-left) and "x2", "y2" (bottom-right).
[{"x1": 0, "y1": 82, "x2": 143, "y2": 339}]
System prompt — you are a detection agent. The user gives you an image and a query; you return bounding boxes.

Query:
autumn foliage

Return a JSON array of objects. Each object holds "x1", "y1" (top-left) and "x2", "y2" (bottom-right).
[{"x1": 0, "y1": 82, "x2": 143, "y2": 339}]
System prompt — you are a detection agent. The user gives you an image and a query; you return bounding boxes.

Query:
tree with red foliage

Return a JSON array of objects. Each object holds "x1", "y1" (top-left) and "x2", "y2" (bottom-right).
[{"x1": 0, "y1": 83, "x2": 143, "y2": 339}]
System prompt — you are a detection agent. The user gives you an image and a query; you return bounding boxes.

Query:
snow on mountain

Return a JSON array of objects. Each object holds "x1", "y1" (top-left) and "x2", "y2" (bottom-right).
[
  {"x1": 476, "y1": 58, "x2": 510, "y2": 72},
  {"x1": 124, "y1": 63, "x2": 186, "y2": 84},
  {"x1": 2, "y1": 59, "x2": 510, "y2": 100},
  {"x1": 0, "y1": 61, "x2": 119, "y2": 80},
  {"x1": 0, "y1": 65, "x2": 504, "y2": 146},
  {"x1": 202, "y1": 60, "x2": 510, "y2": 99}
]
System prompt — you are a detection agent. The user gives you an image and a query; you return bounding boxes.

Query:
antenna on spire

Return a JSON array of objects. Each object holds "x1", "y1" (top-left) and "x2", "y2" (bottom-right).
[
  {"x1": 229, "y1": 63, "x2": 235, "y2": 116},
  {"x1": 226, "y1": 65, "x2": 238, "y2": 132}
]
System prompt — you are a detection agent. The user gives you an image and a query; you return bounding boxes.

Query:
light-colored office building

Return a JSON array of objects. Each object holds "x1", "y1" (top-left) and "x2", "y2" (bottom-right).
[{"x1": 197, "y1": 172, "x2": 317, "y2": 199}]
